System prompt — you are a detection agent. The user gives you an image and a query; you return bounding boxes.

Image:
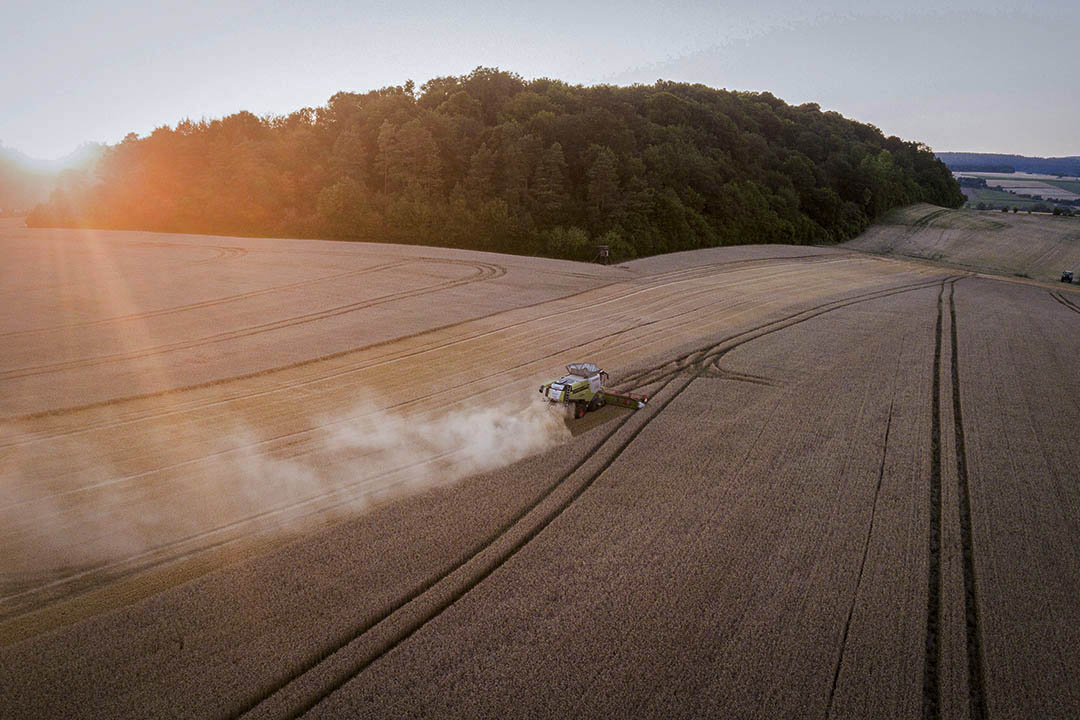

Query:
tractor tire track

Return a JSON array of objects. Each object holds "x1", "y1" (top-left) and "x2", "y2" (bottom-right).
[
  {"x1": 701, "y1": 357, "x2": 776, "y2": 386},
  {"x1": 125, "y1": 240, "x2": 249, "y2": 264},
  {"x1": 923, "y1": 278, "x2": 948, "y2": 720},
  {"x1": 0, "y1": 260, "x2": 507, "y2": 382},
  {"x1": 0, "y1": 238, "x2": 250, "y2": 300},
  {"x1": 949, "y1": 281, "x2": 988, "y2": 720},
  {"x1": 826, "y1": 336, "x2": 906, "y2": 718},
  {"x1": 230, "y1": 274, "x2": 957, "y2": 720},
  {"x1": 127, "y1": 240, "x2": 249, "y2": 263},
  {"x1": 1050, "y1": 290, "x2": 1080, "y2": 315},
  {"x1": 619, "y1": 276, "x2": 956, "y2": 390},
  {"x1": 0, "y1": 260, "x2": 412, "y2": 339},
  {"x1": 913, "y1": 208, "x2": 949, "y2": 229}
]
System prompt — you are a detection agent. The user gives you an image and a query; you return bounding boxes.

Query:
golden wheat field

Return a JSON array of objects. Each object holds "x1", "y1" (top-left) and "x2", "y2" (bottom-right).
[{"x1": 1, "y1": 214, "x2": 1077, "y2": 719}]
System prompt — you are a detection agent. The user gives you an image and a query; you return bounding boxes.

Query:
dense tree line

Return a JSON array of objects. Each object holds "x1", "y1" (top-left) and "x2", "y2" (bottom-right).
[{"x1": 29, "y1": 68, "x2": 963, "y2": 260}]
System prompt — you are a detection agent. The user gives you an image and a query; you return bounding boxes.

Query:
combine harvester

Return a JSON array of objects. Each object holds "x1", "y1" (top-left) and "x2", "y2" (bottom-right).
[{"x1": 539, "y1": 362, "x2": 649, "y2": 419}]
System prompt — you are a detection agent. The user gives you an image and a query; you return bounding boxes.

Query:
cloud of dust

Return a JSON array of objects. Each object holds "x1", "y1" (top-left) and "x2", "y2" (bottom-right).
[
  {"x1": 0, "y1": 397, "x2": 571, "y2": 607},
  {"x1": 322, "y1": 400, "x2": 573, "y2": 495}
]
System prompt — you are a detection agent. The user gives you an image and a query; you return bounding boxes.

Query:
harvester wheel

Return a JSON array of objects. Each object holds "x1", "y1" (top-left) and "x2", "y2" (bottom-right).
[{"x1": 574, "y1": 401, "x2": 586, "y2": 419}]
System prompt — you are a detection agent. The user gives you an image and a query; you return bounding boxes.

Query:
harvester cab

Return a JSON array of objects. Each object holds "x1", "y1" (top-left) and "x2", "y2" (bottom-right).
[{"x1": 539, "y1": 362, "x2": 648, "y2": 419}]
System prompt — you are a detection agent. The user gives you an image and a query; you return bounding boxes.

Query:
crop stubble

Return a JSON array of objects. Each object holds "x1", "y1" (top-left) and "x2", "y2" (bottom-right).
[
  {"x1": 949, "y1": 279, "x2": 1080, "y2": 718},
  {"x1": 289, "y1": 281, "x2": 948, "y2": 719},
  {"x1": 216, "y1": 278, "x2": 956, "y2": 718},
  {"x1": 846, "y1": 203, "x2": 1080, "y2": 284},
  {"x1": 1, "y1": 219, "x2": 1077, "y2": 719}
]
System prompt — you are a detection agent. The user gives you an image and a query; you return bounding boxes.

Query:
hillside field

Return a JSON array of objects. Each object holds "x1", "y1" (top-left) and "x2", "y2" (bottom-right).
[
  {"x1": 845, "y1": 203, "x2": 1080, "y2": 283},
  {"x1": 1, "y1": 213, "x2": 1078, "y2": 719}
]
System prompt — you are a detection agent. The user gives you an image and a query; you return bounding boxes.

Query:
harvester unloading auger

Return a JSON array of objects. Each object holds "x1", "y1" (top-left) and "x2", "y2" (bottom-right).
[{"x1": 538, "y1": 362, "x2": 649, "y2": 419}]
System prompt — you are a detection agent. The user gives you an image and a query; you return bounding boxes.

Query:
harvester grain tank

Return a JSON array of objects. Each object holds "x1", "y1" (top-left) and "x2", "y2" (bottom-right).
[{"x1": 539, "y1": 362, "x2": 649, "y2": 418}]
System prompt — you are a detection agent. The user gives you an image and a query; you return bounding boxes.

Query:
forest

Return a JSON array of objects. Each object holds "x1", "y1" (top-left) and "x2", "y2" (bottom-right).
[{"x1": 28, "y1": 68, "x2": 963, "y2": 260}]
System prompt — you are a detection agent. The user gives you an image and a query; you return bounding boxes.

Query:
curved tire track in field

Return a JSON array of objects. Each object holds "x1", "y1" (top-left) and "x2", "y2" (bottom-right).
[
  {"x1": 126, "y1": 240, "x2": 249, "y2": 264},
  {"x1": 702, "y1": 357, "x2": 776, "y2": 385},
  {"x1": 0, "y1": 237, "x2": 249, "y2": 301},
  {"x1": 0, "y1": 259, "x2": 506, "y2": 382},
  {"x1": 0, "y1": 261, "x2": 412, "y2": 339},
  {"x1": 230, "y1": 274, "x2": 959, "y2": 720},
  {"x1": 193, "y1": 245, "x2": 248, "y2": 263},
  {"x1": 617, "y1": 276, "x2": 955, "y2": 391},
  {"x1": 127, "y1": 239, "x2": 249, "y2": 263},
  {"x1": 911, "y1": 208, "x2": 949, "y2": 230},
  {"x1": 1050, "y1": 290, "x2": 1080, "y2": 315}
]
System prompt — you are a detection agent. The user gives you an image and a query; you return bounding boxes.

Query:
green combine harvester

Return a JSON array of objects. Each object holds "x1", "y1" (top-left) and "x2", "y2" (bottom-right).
[{"x1": 538, "y1": 362, "x2": 649, "y2": 419}]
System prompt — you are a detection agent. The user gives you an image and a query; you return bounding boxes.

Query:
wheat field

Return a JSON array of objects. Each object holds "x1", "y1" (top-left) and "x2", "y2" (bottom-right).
[{"x1": 1, "y1": 216, "x2": 1077, "y2": 719}]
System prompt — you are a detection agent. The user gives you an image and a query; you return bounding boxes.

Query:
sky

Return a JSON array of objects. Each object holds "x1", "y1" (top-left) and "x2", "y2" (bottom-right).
[{"x1": 2, "y1": 0, "x2": 1077, "y2": 162}]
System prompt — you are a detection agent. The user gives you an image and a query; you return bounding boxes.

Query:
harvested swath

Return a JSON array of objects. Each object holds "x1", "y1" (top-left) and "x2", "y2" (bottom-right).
[{"x1": 846, "y1": 203, "x2": 1080, "y2": 283}]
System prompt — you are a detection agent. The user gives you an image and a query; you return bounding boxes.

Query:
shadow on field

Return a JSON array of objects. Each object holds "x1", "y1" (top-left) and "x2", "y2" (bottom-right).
[{"x1": 563, "y1": 404, "x2": 633, "y2": 436}]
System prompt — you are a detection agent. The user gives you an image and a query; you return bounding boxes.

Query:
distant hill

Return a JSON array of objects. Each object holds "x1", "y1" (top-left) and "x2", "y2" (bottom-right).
[
  {"x1": 937, "y1": 152, "x2": 1080, "y2": 177},
  {"x1": 0, "y1": 143, "x2": 104, "y2": 213},
  {"x1": 27, "y1": 68, "x2": 963, "y2": 260},
  {"x1": 0, "y1": 147, "x2": 53, "y2": 212}
]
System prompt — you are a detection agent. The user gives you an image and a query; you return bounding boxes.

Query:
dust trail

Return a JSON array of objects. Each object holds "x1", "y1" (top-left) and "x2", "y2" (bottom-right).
[
  {"x1": 0, "y1": 397, "x2": 571, "y2": 608},
  {"x1": 323, "y1": 400, "x2": 572, "y2": 495}
]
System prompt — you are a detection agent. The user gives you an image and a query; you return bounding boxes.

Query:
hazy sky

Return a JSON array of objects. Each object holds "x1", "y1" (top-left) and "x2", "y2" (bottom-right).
[{"x1": 3, "y1": 0, "x2": 1077, "y2": 160}]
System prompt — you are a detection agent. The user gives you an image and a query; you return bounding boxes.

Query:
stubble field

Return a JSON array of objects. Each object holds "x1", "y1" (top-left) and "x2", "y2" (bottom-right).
[
  {"x1": 1, "y1": 213, "x2": 1077, "y2": 719},
  {"x1": 846, "y1": 203, "x2": 1080, "y2": 283}
]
